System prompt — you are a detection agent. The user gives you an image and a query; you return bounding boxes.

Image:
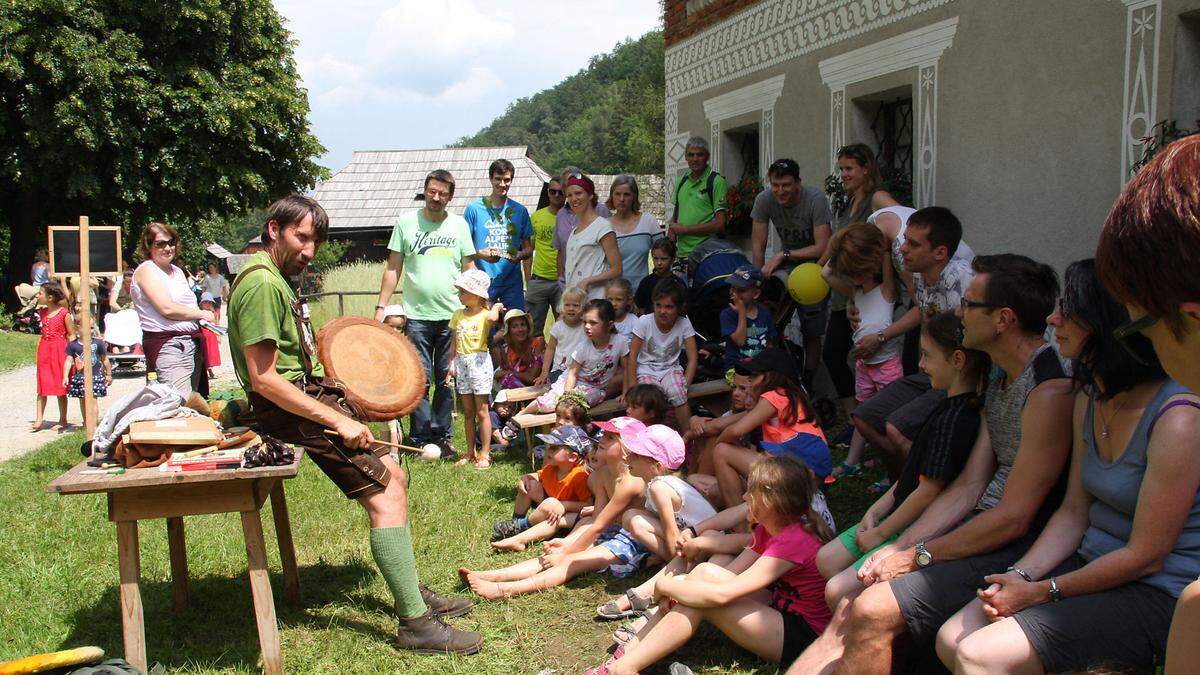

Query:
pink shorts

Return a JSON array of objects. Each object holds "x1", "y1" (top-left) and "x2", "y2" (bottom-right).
[
  {"x1": 638, "y1": 369, "x2": 688, "y2": 408},
  {"x1": 855, "y1": 357, "x2": 903, "y2": 403}
]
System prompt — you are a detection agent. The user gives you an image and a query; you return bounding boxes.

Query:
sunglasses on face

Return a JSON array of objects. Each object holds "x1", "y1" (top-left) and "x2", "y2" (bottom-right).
[
  {"x1": 547, "y1": 188, "x2": 563, "y2": 196},
  {"x1": 1112, "y1": 314, "x2": 1159, "y2": 366},
  {"x1": 152, "y1": 239, "x2": 177, "y2": 249}
]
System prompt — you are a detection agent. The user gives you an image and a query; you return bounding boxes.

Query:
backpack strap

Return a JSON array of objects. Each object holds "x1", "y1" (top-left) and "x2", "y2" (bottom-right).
[
  {"x1": 705, "y1": 170, "x2": 719, "y2": 211},
  {"x1": 229, "y1": 263, "x2": 272, "y2": 297}
]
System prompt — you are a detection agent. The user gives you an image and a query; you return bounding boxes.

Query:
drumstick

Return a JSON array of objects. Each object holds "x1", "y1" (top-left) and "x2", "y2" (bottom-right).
[{"x1": 322, "y1": 429, "x2": 424, "y2": 454}]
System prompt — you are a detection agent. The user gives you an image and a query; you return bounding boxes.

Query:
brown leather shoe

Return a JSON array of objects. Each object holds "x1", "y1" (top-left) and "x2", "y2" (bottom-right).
[
  {"x1": 420, "y1": 584, "x2": 474, "y2": 618},
  {"x1": 395, "y1": 609, "x2": 482, "y2": 655}
]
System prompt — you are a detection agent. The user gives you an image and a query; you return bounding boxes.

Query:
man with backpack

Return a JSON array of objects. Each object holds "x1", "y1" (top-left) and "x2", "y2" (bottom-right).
[{"x1": 668, "y1": 136, "x2": 729, "y2": 263}]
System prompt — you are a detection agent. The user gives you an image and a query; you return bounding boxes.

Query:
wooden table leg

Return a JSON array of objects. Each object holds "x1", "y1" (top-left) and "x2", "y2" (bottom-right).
[
  {"x1": 116, "y1": 520, "x2": 146, "y2": 674},
  {"x1": 166, "y1": 517, "x2": 190, "y2": 612},
  {"x1": 241, "y1": 509, "x2": 283, "y2": 675},
  {"x1": 269, "y1": 483, "x2": 300, "y2": 607}
]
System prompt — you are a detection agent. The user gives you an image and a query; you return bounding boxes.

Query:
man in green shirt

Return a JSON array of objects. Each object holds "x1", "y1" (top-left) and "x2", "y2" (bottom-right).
[
  {"x1": 668, "y1": 136, "x2": 730, "y2": 261},
  {"x1": 525, "y1": 176, "x2": 566, "y2": 335},
  {"x1": 373, "y1": 170, "x2": 477, "y2": 458},
  {"x1": 228, "y1": 195, "x2": 480, "y2": 654}
]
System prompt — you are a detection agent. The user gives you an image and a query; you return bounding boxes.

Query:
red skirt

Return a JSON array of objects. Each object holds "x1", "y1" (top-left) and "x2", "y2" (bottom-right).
[
  {"x1": 36, "y1": 337, "x2": 68, "y2": 397},
  {"x1": 202, "y1": 328, "x2": 221, "y2": 367}
]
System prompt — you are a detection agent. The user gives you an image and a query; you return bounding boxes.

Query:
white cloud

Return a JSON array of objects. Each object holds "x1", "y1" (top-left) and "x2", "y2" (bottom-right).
[{"x1": 436, "y1": 66, "x2": 504, "y2": 103}]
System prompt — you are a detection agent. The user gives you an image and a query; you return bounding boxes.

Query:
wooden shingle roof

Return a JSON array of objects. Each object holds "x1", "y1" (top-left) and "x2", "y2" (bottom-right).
[{"x1": 314, "y1": 146, "x2": 552, "y2": 231}]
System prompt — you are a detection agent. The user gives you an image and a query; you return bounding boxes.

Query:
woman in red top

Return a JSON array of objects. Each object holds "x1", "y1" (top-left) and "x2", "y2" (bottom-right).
[{"x1": 32, "y1": 281, "x2": 73, "y2": 431}]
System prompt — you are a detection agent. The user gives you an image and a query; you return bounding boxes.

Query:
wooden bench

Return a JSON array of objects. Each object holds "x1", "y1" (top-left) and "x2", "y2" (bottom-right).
[{"x1": 507, "y1": 379, "x2": 732, "y2": 460}]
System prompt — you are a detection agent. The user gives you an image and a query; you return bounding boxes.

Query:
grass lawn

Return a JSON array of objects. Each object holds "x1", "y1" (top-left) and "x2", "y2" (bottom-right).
[
  {"x1": 0, "y1": 330, "x2": 37, "y2": 372},
  {"x1": 0, "y1": 418, "x2": 878, "y2": 674}
]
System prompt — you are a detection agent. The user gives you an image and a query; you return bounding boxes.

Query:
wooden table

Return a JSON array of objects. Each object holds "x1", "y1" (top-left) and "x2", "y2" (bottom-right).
[{"x1": 46, "y1": 456, "x2": 304, "y2": 675}]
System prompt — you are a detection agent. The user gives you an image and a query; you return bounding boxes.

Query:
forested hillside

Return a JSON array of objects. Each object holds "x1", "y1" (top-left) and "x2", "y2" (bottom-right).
[{"x1": 455, "y1": 30, "x2": 664, "y2": 175}]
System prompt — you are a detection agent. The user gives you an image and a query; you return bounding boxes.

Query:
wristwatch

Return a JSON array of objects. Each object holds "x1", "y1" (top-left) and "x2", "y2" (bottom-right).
[
  {"x1": 915, "y1": 542, "x2": 933, "y2": 568},
  {"x1": 876, "y1": 331, "x2": 887, "y2": 344},
  {"x1": 1048, "y1": 576, "x2": 1062, "y2": 602},
  {"x1": 782, "y1": 250, "x2": 792, "y2": 263}
]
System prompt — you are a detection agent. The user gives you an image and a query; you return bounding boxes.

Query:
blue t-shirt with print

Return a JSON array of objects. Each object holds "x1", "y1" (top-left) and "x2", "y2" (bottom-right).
[
  {"x1": 463, "y1": 197, "x2": 533, "y2": 291},
  {"x1": 720, "y1": 305, "x2": 777, "y2": 369}
]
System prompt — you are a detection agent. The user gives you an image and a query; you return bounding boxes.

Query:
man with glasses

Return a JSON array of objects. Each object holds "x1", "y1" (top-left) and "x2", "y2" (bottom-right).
[
  {"x1": 374, "y1": 170, "x2": 477, "y2": 460},
  {"x1": 1096, "y1": 134, "x2": 1200, "y2": 675},
  {"x1": 750, "y1": 157, "x2": 832, "y2": 387},
  {"x1": 527, "y1": 176, "x2": 565, "y2": 336},
  {"x1": 790, "y1": 253, "x2": 1074, "y2": 675},
  {"x1": 851, "y1": 207, "x2": 976, "y2": 480},
  {"x1": 667, "y1": 136, "x2": 729, "y2": 262},
  {"x1": 464, "y1": 158, "x2": 533, "y2": 311}
]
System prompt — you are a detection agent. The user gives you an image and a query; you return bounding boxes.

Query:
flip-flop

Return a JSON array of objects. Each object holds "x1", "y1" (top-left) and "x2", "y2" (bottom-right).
[{"x1": 475, "y1": 458, "x2": 492, "y2": 470}]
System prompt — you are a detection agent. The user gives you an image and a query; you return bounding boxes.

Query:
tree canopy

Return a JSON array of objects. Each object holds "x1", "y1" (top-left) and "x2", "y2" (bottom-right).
[
  {"x1": 455, "y1": 30, "x2": 664, "y2": 176},
  {"x1": 0, "y1": 0, "x2": 325, "y2": 295}
]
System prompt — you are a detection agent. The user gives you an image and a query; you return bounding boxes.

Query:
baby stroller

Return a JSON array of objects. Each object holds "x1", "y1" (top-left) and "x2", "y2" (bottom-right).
[{"x1": 103, "y1": 308, "x2": 145, "y2": 374}]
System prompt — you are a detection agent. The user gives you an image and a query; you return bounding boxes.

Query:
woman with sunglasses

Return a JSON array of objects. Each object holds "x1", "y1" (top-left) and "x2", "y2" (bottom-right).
[
  {"x1": 934, "y1": 259, "x2": 1200, "y2": 675},
  {"x1": 131, "y1": 221, "x2": 214, "y2": 396}
]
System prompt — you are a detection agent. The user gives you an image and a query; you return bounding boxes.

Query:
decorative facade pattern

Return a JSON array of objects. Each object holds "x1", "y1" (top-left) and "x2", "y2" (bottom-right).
[
  {"x1": 665, "y1": 0, "x2": 955, "y2": 103},
  {"x1": 761, "y1": 107, "x2": 776, "y2": 176},
  {"x1": 1120, "y1": 0, "x2": 1161, "y2": 183},
  {"x1": 664, "y1": 132, "x2": 692, "y2": 215},
  {"x1": 818, "y1": 17, "x2": 958, "y2": 206},
  {"x1": 701, "y1": 74, "x2": 786, "y2": 178},
  {"x1": 710, "y1": 121, "x2": 722, "y2": 169}
]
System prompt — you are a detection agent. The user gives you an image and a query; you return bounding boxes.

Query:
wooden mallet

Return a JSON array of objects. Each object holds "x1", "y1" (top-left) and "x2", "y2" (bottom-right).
[{"x1": 323, "y1": 429, "x2": 441, "y2": 460}]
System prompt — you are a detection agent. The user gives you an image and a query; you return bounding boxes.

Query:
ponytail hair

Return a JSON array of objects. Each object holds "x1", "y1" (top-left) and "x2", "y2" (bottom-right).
[
  {"x1": 752, "y1": 369, "x2": 815, "y2": 427},
  {"x1": 748, "y1": 456, "x2": 834, "y2": 543}
]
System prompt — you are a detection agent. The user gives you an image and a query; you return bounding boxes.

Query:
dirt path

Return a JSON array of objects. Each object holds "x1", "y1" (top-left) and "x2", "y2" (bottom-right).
[{"x1": 0, "y1": 323, "x2": 237, "y2": 464}]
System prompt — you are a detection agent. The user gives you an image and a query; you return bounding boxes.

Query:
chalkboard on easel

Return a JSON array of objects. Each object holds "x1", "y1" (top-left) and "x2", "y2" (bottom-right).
[{"x1": 48, "y1": 226, "x2": 123, "y2": 276}]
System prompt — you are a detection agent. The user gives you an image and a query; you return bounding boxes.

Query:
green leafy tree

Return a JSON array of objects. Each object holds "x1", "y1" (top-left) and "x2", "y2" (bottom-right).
[
  {"x1": 456, "y1": 31, "x2": 664, "y2": 175},
  {"x1": 0, "y1": 0, "x2": 325, "y2": 302}
]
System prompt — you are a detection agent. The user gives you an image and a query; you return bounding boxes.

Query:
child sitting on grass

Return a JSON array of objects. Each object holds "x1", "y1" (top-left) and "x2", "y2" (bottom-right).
[
  {"x1": 720, "y1": 264, "x2": 777, "y2": 373},
  {"x1": 625, "y1": 280, "x2": 697, "y2": 430},
  {"x1": 491, "y1": 425, "x2": 594, "y2": 551},
  {"x1": 619, "y1": 424, "x2": 717, "y2": 568},
  {"x1": 821, "y1": 222, "x2": 901, "y2": 480},
  {"x1": 535, "y1": 286, "x2": 587, "y2": 385},
  {"x1": 710, "y1": 347, "x2": 832, "y2": 509},
  {"x1": 606, "y1": 277, "x2": 637, "y2": 337},
  {"x1": 815, "y1": 312, "x2": 986, "y2": 608},
  {"x1": 447, "y1": 269, "x2": 505, "y2": 469},
  {"x1": 586, "y1": 456, "x2": 834, "y2": 675},
  {"x1": 623, "y1": 383, "x2": 670, "y2": 426},
  {"x1": 686, "y1": 369, "x2": 755, "y2": 481},
  {"x1": 460, "y1": 416, "x2": 650, "y2": 599}
]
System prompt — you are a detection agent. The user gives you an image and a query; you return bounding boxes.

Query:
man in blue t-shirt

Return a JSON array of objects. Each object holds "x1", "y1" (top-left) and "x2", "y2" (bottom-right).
[
  {"x1": 720, "y1": 264, "x2": 777, "y2": 371},
  {"x1": 463, "y1": 158, "x2": 533, "y2": 310}
]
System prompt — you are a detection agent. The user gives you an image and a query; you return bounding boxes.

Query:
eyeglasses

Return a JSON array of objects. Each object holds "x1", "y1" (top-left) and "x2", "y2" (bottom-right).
[
  {"x1": 152, "y1": 239, "x2": 177, "y2": 249},
  {"x1": 960, "y1": 297, "x2": 999, "y2": 312},
  {"x1": 1112, "y1": 314, "x2": 1159, "y2": 366},
  {"x1": 547, "y1": 188, "x2": 563, "y2": 196}
]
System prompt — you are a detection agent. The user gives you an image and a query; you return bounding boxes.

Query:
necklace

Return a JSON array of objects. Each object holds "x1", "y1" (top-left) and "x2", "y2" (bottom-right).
[{"x1": 1097, "y1": 392, "x2": 1130, "y2": 439}]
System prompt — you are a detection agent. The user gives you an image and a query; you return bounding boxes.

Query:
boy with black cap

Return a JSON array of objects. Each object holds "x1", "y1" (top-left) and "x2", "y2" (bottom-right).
[
  {"x1": 492, "y1": 425, "x2": 594, "y2": 550},
  {"x1": 720, "y1": 264, "x2": 778, "y2": 375}
]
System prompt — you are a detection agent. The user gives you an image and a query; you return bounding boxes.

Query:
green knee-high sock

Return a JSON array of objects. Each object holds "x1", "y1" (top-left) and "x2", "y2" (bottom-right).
[{"x1": 369, "y1": 526, "x2": 428, "y2": 618}]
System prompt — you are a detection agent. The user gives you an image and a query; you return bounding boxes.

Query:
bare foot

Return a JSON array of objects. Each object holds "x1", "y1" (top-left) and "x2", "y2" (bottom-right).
[
  {"x1": 491, "y1": 538, "x2": 527, "y2": 552},
  {"x1": 51, "y1": 421, "x2": 68, "y2": 432},
  {"x1": 466, "y1": 572, "x2": 507, "y2": 600},
  {"x1": 30, "y1": 421, "x2": 44, "y2": 432},
  {"x1": 458, "y1": 567, "x2": 473, "y2": 583}
]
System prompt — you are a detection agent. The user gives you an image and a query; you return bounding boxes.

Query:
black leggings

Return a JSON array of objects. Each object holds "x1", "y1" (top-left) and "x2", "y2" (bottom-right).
[{"x1": 823, "y1": 308, "x2": 855, "y2": 399}]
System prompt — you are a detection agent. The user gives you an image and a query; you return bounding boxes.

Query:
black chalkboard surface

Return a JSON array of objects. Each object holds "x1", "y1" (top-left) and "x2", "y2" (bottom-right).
[{"x1": 48, "y1": 226, "x2": 123, "y2": 276}]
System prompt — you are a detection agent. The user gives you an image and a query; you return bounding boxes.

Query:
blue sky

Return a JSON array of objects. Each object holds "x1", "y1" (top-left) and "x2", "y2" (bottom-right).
[{"x1": 274, "y1": 0, "x2": 663, "y2": 173}]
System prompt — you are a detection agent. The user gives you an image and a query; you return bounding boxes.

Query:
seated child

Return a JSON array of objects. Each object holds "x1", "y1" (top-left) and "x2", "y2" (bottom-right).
[
  {"x1": 585, "y1": 456, "x2": 834, "y2": 675},
  {"x1": 491, "y1": 308, "x2": 544, "y2": 391},
  {"x1": 815, "y1": 312, "x2": 986, "y2": 608},
  {"x1": 618, "y1": 424, "x2": 717, "y2": 568},
  {"x1": 625, "y1": 281, "x2": 697, "y2": 430},
  {"x1": 686, "y1": 370, "x2": 755, "y2": 482},
  {"x1": 491, "y1": 424, "x2": 594, "y2": 551},
  {"x1": 821, "y1": 222, "x2": 901, "y2": 479},
  {"x1": 635, "y1": 238, "x2": 684, "y2": 315},
  {"x1": 523, "y1": 299, "x2": 628, "y2": 413},
  {"x1": 460, "y1": 416, "x2": 648, "y2": 599},
  {"x1": 624, "y1": 383, "x2": 670, "y2": 426},
  {"x1": 535, "y1": 286, "x2": 587, "y2": 385},
  {"x1": 710, "y1": 347, "x2": 832, "y2": 510},
  {"x1": 607, "y1": 277, "x2": 637, "y2": 338},
  {"x1": 720, "y1": 264, "x2": 777, "y2": 373}
]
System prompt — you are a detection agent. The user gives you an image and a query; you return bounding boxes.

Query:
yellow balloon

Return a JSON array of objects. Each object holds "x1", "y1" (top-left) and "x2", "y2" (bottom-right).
[{"x1": 787, "y1": 262, "x2": 830, "y2": 305}]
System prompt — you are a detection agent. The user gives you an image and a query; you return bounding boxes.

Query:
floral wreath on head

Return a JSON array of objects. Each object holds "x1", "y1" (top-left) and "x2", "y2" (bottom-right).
[{"x1": 555, "y1": 389, "x2": 591, "y2": 412}]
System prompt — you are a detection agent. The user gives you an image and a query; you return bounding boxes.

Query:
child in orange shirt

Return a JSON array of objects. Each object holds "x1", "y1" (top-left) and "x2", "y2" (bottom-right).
[{"x1": 491, "y1": 425, "x2": 594, "y2": 551}]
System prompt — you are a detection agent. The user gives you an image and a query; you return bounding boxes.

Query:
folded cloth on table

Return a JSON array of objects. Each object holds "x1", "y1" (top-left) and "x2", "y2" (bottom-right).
[{"x1": 91, "y1": 383, "x2": 204, "y2": 453}]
